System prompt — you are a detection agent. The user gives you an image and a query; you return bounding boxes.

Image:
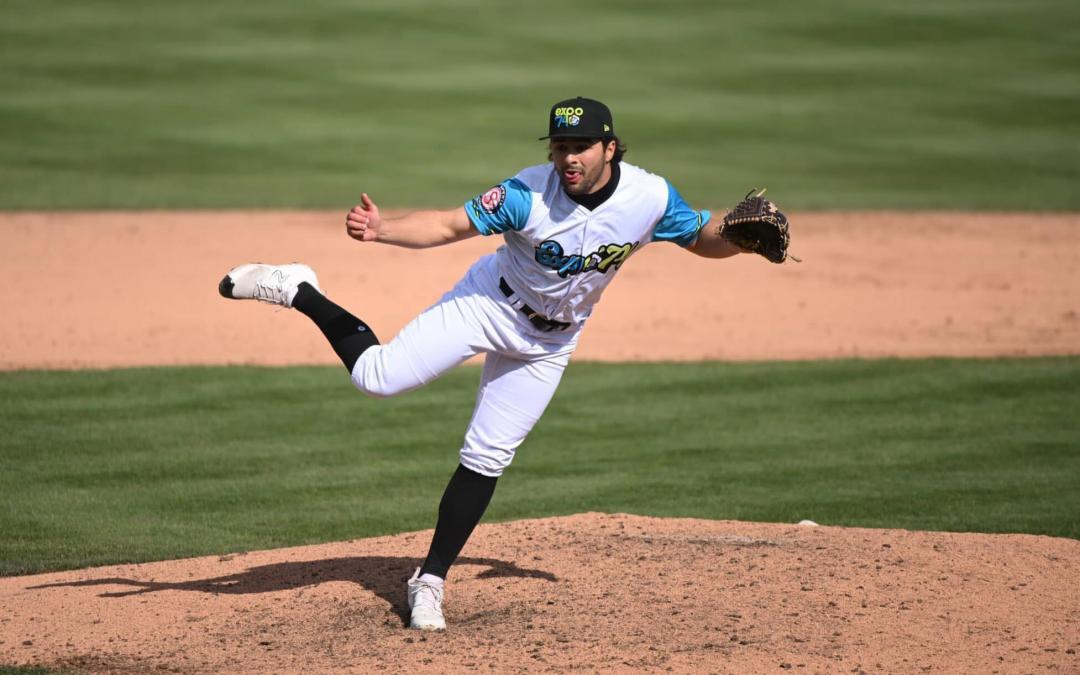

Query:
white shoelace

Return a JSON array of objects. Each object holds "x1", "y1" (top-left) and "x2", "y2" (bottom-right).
[
  {"x1": 412, "y1": 581, "x2": 444, "y2": 615},
  {"x1": 253, "y1": 279, "x2": 288, "y2": 305}
]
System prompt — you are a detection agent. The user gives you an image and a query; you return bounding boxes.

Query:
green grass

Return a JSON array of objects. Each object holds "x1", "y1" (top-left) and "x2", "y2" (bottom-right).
[
  {"x1": 2, "y1": 358, "x2": 1077, "y2": 576},
  {"x1": 2, "y1": 0, "x2": 1078, "y2": 210}
]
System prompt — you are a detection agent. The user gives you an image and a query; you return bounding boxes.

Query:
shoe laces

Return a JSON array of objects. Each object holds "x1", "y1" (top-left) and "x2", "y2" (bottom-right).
[
  {"x1": 253, "y1": 271, "x2": 290, "y2": 305},
  {"x1": 412, "y1": 579, "x2": 444, "y2": 610}
]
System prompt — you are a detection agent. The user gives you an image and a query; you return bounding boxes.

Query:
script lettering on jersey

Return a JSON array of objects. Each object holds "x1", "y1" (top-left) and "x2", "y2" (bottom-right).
[{"x1": 534, "y1": 240, "x2": 637, "y2": 278}]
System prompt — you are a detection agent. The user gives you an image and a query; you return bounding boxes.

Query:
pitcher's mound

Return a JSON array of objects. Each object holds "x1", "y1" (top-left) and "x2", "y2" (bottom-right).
[{"x1": 3, "y1": 513, "x2": 1078, "y2": 673}]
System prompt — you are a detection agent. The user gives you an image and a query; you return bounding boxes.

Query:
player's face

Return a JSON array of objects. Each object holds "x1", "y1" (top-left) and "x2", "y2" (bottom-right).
[{"x1": 549, "y1": 138, "x2": 616, "y2": 196}]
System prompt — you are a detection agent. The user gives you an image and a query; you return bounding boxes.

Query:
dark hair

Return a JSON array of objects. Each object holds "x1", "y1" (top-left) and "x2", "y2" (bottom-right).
[
  {"x1": 547, "y1": 136, "x2": 627, "y2": 164},
  {"x1": 610, "y1": 136, "x2": 627, "y2": 163}
]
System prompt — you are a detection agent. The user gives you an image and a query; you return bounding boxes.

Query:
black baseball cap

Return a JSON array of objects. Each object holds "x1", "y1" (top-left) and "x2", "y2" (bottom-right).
[{"x1": 538, "y1": 96, "x2": 615, "y2": 140}]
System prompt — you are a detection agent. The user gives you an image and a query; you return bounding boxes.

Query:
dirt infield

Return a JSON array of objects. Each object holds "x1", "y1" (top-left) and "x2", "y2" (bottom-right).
[
  {"x1": 2, "y1": 211, "x2": 1078, "y2": 369},
  {"x1": 2, "y1": 211, "x2": 1079, "y2": 672},
  {"x1": 3, "y1": 513, "x2": 1078, "y2": 673}
]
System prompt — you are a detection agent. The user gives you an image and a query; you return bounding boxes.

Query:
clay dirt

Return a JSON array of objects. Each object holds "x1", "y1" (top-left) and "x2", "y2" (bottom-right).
[{"x1": 2, "y1": 211, "x2": 1079, "y2": 673}]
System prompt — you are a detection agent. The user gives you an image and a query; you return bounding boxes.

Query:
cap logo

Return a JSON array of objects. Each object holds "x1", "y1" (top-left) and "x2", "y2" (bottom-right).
[{"x1": 553, "y1": 106, "x2": 584, "y2": 128}]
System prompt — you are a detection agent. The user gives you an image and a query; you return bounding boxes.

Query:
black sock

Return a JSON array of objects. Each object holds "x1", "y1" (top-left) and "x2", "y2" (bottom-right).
[
  {"x1": 419, "y1": 464, "x2": 498, "y2": 580},
  {"x1": 291, "y1": 282, "x2": 379, "y2": 372}
]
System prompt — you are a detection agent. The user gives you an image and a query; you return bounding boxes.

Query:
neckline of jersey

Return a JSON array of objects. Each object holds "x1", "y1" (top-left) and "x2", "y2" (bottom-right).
[{"x1": 564, "y1": 161, "x2": 621, "y2": 211}]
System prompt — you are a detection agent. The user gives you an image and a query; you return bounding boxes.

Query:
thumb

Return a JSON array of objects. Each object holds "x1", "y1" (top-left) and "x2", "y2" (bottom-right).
[{"x1": 361, "y1": 193, "x2": 376, "y2": 210}]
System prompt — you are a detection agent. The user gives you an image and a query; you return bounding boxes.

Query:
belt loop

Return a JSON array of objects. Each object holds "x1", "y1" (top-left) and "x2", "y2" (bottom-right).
[{"x1": 498, "y1": 276, "x2": 514, "y2": 298}]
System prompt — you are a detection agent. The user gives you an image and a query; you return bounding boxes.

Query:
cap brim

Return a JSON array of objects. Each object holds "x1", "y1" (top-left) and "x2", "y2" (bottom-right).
[{"x1": 538, "y1": 132, "x2": 612, "y2": 141}]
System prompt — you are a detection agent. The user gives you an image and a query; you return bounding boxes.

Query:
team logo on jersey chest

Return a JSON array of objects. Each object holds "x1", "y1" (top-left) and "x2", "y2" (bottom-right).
[
  {"x1": 535, "y1": 239, "x2": 637, "y2": 278},
  {"x1": 475, "y1": 185, "x2": 506, "y2": 214}
]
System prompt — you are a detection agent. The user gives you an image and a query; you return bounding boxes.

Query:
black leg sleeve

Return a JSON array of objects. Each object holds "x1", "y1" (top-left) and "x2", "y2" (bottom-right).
[
  {"x1": 291, "y1": 282, "x2": 379, "y2": 372},
  {"x1": 419, "y1": 464, "x2": 498, "y2": 580}
]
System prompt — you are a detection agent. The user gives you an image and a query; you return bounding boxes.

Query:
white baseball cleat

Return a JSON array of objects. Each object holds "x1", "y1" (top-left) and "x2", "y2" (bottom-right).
[
  {"x1": 407, "y1": 568, "x2": 447, "y2": 631},
  {"x1": 218, "y1": 263, "x2": 320, "y2": 308}
]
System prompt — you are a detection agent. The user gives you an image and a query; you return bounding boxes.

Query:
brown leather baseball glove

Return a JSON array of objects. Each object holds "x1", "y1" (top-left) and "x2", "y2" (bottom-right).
[{"x1": 718, "y1": 189, "x2": 797, "y2": 263}]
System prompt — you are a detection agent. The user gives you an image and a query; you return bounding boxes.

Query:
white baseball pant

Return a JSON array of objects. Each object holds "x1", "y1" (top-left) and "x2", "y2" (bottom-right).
[{"x1": 350, "y1": 255, "x2": 580, "y2": 477}]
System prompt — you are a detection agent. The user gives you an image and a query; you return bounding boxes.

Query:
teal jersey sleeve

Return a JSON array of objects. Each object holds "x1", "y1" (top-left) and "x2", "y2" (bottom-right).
[
  {"x1": 651, "y1": 181, "x2": 711, "y2": 248},
  {"x1": 464, "y1": 178, "x2": 532, "y2": 235}
]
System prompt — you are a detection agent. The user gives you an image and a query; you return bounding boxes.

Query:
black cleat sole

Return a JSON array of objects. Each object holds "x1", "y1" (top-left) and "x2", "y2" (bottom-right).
[{"x1": 218, "y1": 274, "x2": 236, "y2": 299}]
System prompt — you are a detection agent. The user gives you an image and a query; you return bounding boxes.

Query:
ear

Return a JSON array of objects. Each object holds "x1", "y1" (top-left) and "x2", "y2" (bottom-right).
[{"x1": 603, "y1": 139, "x2": 616, "y2": 162}]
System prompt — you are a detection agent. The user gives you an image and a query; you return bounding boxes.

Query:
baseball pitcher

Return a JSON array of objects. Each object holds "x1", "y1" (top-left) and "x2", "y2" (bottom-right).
[{"x1": 219, "y1": 97, "x2": 792, "y2": 630}]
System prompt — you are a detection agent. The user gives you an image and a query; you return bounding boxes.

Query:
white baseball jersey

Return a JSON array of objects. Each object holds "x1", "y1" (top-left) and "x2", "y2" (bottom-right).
[
  {"x1": 464, "y1": 162, "x2": 711, "y2": 325},
  {"x1": 351, "y1": 161, "x2": 710, "y2": 477}
]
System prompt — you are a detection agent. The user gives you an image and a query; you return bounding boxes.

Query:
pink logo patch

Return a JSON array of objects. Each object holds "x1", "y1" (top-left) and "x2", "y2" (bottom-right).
[{"x1": 480, "y1": 185, "x2": 506, "y2": 214}]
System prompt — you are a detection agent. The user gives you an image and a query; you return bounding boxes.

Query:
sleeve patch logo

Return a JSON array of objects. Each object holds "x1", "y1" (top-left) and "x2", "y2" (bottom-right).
[{"x1": 479, "y1": 185, "x2": 506, "y2": 214}]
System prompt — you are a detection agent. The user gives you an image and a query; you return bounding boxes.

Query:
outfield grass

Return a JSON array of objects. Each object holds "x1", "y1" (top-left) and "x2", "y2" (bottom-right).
[
  {"x1": 2, "y1": 358, "x2": 1077, "y2": 575},
  {"x1": 2, "y1": 0, "x2": 1078, "y2": 210}
]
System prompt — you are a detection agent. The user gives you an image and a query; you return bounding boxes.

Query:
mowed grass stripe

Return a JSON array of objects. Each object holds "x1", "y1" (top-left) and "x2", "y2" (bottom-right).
[
  {"x1": 1, "y1": 0, "x2": 1078, "y2": 209},
  {"x1": 1, "y1": 358, "x2": 1077, "y2": 575}
]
